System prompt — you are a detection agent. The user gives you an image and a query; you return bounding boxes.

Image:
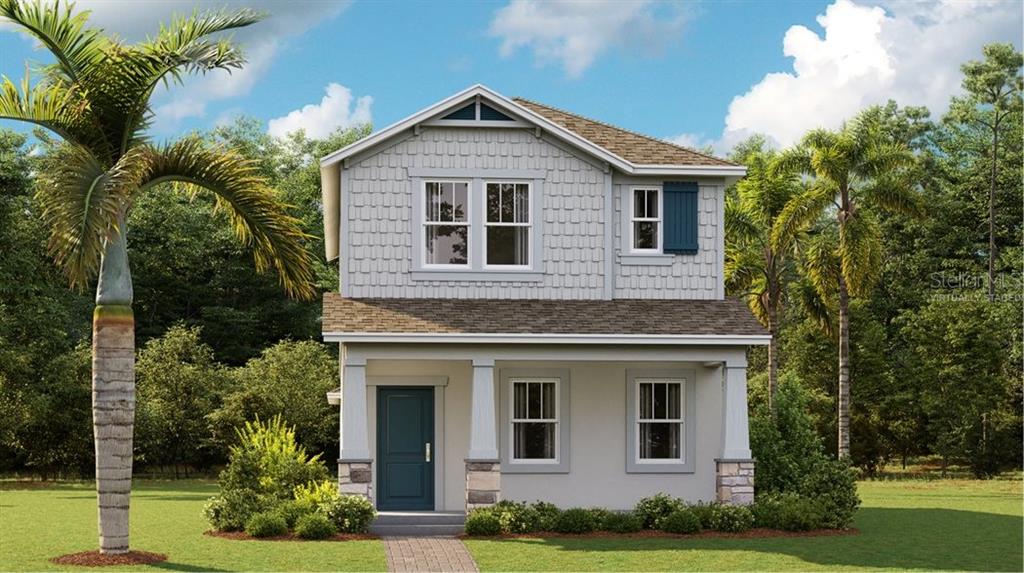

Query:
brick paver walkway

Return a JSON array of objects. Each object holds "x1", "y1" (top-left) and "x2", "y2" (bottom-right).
[{"x1": 383, "y1": 537, "x2": 479, "y2": 572}]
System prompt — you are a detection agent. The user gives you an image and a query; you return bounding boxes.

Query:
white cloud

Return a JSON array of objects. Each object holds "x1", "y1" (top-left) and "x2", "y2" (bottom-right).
[
  {"x1": 267, "y1": 83, "x2": 372, "y2": 139},
  {"x1": 489, "y1": 0, "x2": 687, "y2": 78},
  {"x1": 4, "y1": 1, "x2": 351, "y2": 133},
  {"x1": 716, "y1": 0, "x2": 1023, "y2": 150},
  {"x1": 664, "y1": 133, "x2": 713, "y2": 151}
]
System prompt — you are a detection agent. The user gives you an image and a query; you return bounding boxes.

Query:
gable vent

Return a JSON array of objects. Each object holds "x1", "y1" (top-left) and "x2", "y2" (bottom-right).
[
  {"x1": 441, "y1": 103, "x2": 476, "y2": 120},
  {"x1": 480, "y1": 103, "x2": 514, "y2": 121}
]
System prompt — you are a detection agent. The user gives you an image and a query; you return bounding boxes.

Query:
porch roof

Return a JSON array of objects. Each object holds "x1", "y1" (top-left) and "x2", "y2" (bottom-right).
[{"x1": 322, "y1": 294, "x2": 768, "y2": 343}]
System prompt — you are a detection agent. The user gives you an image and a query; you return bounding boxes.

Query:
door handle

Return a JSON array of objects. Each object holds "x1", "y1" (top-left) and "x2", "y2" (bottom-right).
[{"x1": 425, "y1": 442, "x2": 431, "y2": 463}]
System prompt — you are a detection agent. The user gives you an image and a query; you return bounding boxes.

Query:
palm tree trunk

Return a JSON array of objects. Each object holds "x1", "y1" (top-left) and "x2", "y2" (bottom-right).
[
  {"x1": 767, "y1": 304, "x2": 779, "y2": 414},
  {"x1": 987, "y1": 122, "x2": 998, "y2": 302},
  {"x1": 837, "y1": 273, "x2": 851, "y2": 458},
  {"x1": 92, "y1": 220, "x2": 135, "y2": 555}
]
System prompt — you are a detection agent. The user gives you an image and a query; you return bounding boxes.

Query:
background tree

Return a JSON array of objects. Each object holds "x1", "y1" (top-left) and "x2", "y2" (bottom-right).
[
  {"x1": 0, "y1": 1, "x2": 314, "y2": 554},
  {"x1": 725, "y1": 139, "x2": 802, "y2": 410},
  {"x1": 773, "y1": 108, "x2": 919, "y2": 457},
  {"x1": 947, "y1": 43, "x2": 1023, "y2": 301}
]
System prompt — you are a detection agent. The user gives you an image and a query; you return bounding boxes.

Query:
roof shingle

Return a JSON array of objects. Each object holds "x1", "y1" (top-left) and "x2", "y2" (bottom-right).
[
  {"x1": 322, "y1": 294, "x2": 766, "y2": 337},
  {"x1": 513, "y1": 98, "x2": 737, "y2": 167}
]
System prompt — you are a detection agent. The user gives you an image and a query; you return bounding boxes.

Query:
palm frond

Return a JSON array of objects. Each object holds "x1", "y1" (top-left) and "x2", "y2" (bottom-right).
[
  {"x1": 803, "y1": 229, "x2": 840, "y2": 302},
  {"x1": 0, "y1": 0, "x2": 107, "y2": 82},
  {"x1": 0, "y1": 74, "x2": 91, "y2": 142},
  {"x1": 771, "y1": 181, "x2": 836, "y2": 253},
  {"x1": 796, "y1": 278, "x2": 835, "y2": 337},
  {"x1": 860, "y1": 176, "x2": 924, "y2": 217},
  {"x1": 768, "y1": 146, "x2": 812, "y2": 179},
  {"x1": 725, "y1": 196, "x2": 760, "y2": 246},
  {"x1": 859, "y1": 141, "x2": 914, "y2": 179},
  {"x1": 839, "y1": 209, "x2": 883, "y2": 296},
  {"x1": 137, "y1": 138, "x2": 316, "y2": 299},
  {"x1": 34, "y1": 142, "x2": 128, "y2": 287}
]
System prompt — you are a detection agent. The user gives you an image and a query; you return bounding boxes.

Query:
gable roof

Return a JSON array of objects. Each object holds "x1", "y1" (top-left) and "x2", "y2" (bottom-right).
[
  {"x1": 319, "y1": 84, "x2": 744, "y2": 177},
  {"x1": 513, "y1": 98, "x2": 735, "y2": 167},
  {"x1": 321, "y1": 294, "x2": 769, "y2": 344}
]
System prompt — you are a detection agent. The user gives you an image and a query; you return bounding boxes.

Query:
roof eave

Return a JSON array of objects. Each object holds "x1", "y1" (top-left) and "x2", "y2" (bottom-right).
[{"x1": 322, "y1": 332, "x2": 770, "y2": 345}]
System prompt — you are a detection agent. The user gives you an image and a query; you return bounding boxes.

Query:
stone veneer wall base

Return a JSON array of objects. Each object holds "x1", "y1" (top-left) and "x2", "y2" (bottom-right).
[
  {"x1": 339, "y1": 460, "x2": 373, "y2": 501},
  {"x1": 465, "y1": 460, "x2": 500, "y2": 512},
  {"x1": 716, "y1": 459, "x2": 755, "y2": 505}
]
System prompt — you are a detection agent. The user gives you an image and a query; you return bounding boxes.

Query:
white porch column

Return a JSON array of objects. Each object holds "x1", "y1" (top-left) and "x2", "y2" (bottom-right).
[
  {"x1": 340, "y1": 356, "x2": 371, "y2": 460},
  {"x1": 466, "y1": 358, "x2": 500, "y2": 511},
  {"x1": 717, "y1": 360, "x2": 754, "y2": 505},
  {"x1": 467, "y1": 358, "x2": 498, "y2": 459},
  {"x1": 722, "y1": 363, "x2": 752, "y2": 459}
]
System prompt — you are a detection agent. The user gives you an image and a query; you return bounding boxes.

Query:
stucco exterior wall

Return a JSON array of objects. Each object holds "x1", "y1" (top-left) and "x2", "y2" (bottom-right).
[{"x1": 362, "y1": 357, "x2": 723, "y2": 511}]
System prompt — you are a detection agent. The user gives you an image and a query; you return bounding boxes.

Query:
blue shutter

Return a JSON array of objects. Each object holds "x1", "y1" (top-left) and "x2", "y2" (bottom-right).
[
  {"x1": 662, "y1": 181, "x2": 699, "y2": 254},
  {"x1": 441, "y1": 103, "x2": 476, "y2": 120}
]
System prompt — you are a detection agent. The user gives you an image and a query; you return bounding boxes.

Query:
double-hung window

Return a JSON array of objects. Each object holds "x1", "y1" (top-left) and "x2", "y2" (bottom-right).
[
  {"x1": 485, "y1": 182, "x2": 531, "y2": 267},
  {"x1": 510, "y1": 378, "x2": 558, "y2": 462},
  {"x1": 636, "y1": 379, "x2": 683, "y2": 462},
  {"x1": 630, "y1": 187, "x2": 661, "y2": 252},
  {"x1": 423, "y1": 181, "x2": 469, "y2": 266}
]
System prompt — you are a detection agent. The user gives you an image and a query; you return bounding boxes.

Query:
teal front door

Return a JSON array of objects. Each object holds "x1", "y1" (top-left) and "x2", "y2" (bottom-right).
[{"x1": 377, "y1": 387, "x2": 434, "y2": 510}]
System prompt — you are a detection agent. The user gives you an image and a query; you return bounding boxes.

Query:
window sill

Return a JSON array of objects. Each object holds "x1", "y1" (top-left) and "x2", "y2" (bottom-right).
[
  {"x1": 619, "y1": 253, "x2": 676, "y2": 266},
  {"x1": 626, "y1": 462, "x2": 695, "y2": 474},
  {"x1": 502, "y1": 462, "x2": 570, "y2": 474},
  {"x1": 411, "y1": 270, "x2": 544, "y2": 282}
]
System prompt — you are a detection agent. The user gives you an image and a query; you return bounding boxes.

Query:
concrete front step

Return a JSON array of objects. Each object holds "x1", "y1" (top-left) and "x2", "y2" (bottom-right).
[
  {"x1": 371, "y1": 523, "x2": 465, "y2": 537},
  {"x1": 371, "y1": 511, "x2": 466, "y2": 536}
]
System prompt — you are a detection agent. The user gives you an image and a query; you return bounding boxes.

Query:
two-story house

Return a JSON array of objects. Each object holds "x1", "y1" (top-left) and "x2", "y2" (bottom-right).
[{"x1": 318, "y1": 85, "x2": 767, "y2": 515}]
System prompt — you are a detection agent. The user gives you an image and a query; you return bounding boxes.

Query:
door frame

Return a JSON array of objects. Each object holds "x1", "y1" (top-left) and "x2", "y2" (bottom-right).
[{"x1": 368, "y1": 377, "x2": 446, "y2": 511}]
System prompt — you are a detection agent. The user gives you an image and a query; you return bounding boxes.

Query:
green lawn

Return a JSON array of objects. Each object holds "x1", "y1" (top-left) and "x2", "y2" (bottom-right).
[
  {"x1": 465, "y1": 479, "x2": 1023, "y2": 572},
  {"x1": 0, "y1": 481, "x2": 386, "y2": 572},
  {"x1": 1, "y1": 479, "x2": 1020, "y2": 572}
]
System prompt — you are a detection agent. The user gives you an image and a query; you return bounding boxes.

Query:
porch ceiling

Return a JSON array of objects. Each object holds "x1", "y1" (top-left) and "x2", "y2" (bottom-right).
[{"x1": 322, "y1": 294, "x2": 767, "y2": 338}]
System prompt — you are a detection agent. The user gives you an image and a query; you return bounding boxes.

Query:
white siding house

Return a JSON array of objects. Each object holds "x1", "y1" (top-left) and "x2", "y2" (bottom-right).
[{"x1": 319, "y1": 85, "x2": 767, "y2": 514}]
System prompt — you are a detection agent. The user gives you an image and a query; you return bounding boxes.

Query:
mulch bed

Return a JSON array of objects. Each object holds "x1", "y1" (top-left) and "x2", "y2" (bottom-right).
[
  {"x1": 204, "y1": 530, "x2": 378, "y2": 542},
  {"x1": 462, "y1": 528, "x2": 860, "y2": 540},
  {"x1": 50, "y1": 550, "x2": 168, "y2": 567}
]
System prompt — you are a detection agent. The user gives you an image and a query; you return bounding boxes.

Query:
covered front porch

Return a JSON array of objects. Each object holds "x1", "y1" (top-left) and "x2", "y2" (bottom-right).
[{"x1": 329, "y1": 343, "x2": 757, "y2": 512}]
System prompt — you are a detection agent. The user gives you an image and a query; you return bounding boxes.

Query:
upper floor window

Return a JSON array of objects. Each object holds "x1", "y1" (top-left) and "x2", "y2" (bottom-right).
[
  {"x1": 424, "y1": 181, "x2": 469, "y2": 266},
  {"x1": 630, "y1": 187, "x2": 661, "y2": 253},
  {"x1": 485, "y1": 182, "x2": 531, "y2": 267}
]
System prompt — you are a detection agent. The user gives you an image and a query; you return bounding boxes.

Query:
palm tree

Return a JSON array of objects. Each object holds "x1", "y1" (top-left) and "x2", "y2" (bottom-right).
[
  {"x1": 724, "y1": 146, "x2": 802, "y2": 412},
  {"x1": 0, "y1": 1, "x2": 314, "y2": 554},
  {"x1": 772, "y1": 110, "x2": 918, "y2": 458}
]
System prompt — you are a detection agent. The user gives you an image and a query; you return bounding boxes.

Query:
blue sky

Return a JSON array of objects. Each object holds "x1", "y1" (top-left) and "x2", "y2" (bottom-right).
[{"x1": 1, "y1": 0, "x2": 1021, "y2": 152}]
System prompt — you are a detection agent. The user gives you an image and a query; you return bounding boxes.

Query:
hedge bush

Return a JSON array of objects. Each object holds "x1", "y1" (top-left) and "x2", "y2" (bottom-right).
[
  {"x1": 531, "y1": 501, "x2": 561, "y2": 531},
  {"x1": 634, "y1": 493, "x2": 684, "y2": 529},
  {"x1": 553, "y1": 508, "x2": 595, "y2": 534},
  {"x1": 274, "y1": 499, "x2": 313, "y2": 529},
  {"x1": 293, "y1": 479, "x2": 340, "y2": 508},
  {"x1": 800, "y1": 458, "x2": 860, "y2": 529},
  {"x1": 294, "y1": 512, "x2": 338, "y2": 540},
  {"x1": 489, "y1": 500, "x2": 539, "y2": 533},
  {"x1": 245, "y1": 511, "x2": 288, "y2": 538},
  {"x1": 660, "y1": 508, "x2": 702, "y2": 534},
  {"x1": 219, "y1": 416, "x2": 329, "y2": 502},
  {"x1": 752, "y1": 493, "x2": 824, "y2": 531},
  {"x1": 602, "y1": 511, "x2": 643, "y2": 533},
  {"x1": 464, "y1": 510, "x2": 501, "y2": 536},
  {"x1": 706, "y1": 504, "x2": 755, "y2": 533},
  {"x1": 203, "y1": 489, "x2": 263, "y2": 532},
  {"x1": 322, "y1": 495, "x2": 376, "y2": 533}
]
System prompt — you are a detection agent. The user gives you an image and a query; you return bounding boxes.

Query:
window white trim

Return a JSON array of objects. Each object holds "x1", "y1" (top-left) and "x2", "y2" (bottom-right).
[
  {"x1": 634, "y1": 378, "x2": 685, "y2": 465},
  {"x1": 483, "y1": 181, "x2": 533, "y2": 269},
  {"x1": 629, "y1": 186, "x2": 663, "y2": 254},
  {"x1": 508, "y1": 377, "x2": 560, "y2": 464},
  {"x1": 499, "y1": 368, "x2": 571, "y2": 474},
  {"x1": 421, "y1": 179, "x2": 471, "y2": 269},
  {"x1": 625, "y1": 369, "x2": 696, "y2": 474}
]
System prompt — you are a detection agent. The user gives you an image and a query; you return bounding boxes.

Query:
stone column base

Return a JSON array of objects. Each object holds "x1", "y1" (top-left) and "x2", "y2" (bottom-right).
[
  {"x1": 465, "y1": 460, "x2": 500, "y2": 512},
  {"x1": 339, "y1": 460, "x2": 373, "y2": 501},
  {"x1": 716, "y1": 459, "x2": 755, "y2": 505}
]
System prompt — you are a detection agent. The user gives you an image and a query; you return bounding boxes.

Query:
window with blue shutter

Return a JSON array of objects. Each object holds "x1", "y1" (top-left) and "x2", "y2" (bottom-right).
[{"x1": 662, "y1": 181, "x2": 699, "y2": 254}]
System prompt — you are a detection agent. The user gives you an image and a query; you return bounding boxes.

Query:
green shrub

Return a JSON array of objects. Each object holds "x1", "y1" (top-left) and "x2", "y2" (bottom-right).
[
  {"x1": 203, "y1": 490, "x2": 262, "y2": 531},
  {"x1": 687, "y1": 502, "x2": 718, "y2": 530},
  {"x1": 706, "y1": 504, "x2": 754, "y2": 533},
  {"x1": 800, "y1": 458, "x2": 860, "y2": 529},
  {"x1": 749, "y1": 373, "x2": 826, "y2": 494},
  {"x1": 274, "y1": 499, "x2": 313, "y2": 529},
  {"x1": 660, "y1": 508, "x2": 702, "y2": 534},
  {"x1": 245, "y1": 511, "x2": 288, "y2": 538},
  {"x1": 322, "y1": 495, "x2": 376, "y2": 533},
  {"x1": 585, "y1": 508, "x2": 613, "y2": 530},
  {"x1": 219, "y1": 415, "x2": 329, "y2": 502},
  {"x1": 752, "y1": 493, "x2": 824, "y2": 531},
  {"x1": 293, "y1": 479, "x2": 340, "y2": 508},
  {"x1": 602, "y1": 511, "x2": 642, "y2": 533},
  {"x1": 553, "y1": 508, "x2": 595, "y2": 534},
  {"x1": 294, "y1": 512, "x2": 338, "y2": 540},
  {"x1": 464, "y1": 509, "x2": 501, "y2": 536},
  {"x1": 634, "y1": 493, "x2": 683, "y2": 529},
  {"x1": 491, "y1": 500, "x2": 539, "y2": 533},
  {"x1": 531, "y1": 501, "x2": 561, "y2": 531}
]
